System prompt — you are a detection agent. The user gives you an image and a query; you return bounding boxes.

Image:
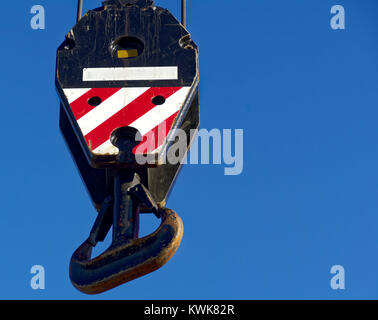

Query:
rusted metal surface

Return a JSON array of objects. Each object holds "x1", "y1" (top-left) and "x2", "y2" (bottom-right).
[{"x1": 70, "y1": 208, "x2": 183, "y2": 294}]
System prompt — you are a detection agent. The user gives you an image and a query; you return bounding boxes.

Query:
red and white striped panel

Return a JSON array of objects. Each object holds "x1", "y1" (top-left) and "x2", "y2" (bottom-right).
[{"x1": 63, "y1": 87, "x2": 191, "y2": 155}]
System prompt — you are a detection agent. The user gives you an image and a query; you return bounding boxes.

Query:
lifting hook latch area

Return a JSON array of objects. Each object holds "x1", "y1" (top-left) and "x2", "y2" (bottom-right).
[{"x1": 69, "y1": 129, "x2": 184, "y2": 295}]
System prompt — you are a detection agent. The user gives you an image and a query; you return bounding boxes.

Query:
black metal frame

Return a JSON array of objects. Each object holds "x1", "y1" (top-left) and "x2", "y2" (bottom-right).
[{"x1": 77, "y1": 0, "x2": 187, "y2": 25}]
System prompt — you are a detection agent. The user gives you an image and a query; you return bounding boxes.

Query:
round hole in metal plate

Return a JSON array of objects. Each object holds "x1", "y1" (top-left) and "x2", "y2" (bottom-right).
[
  {"x1": 152, "y1": 96, "x2": 166, "y2": 105},
  {"x1": 88, "y1": 96, "x2": 102, "y2": 107},
  {"x1": 112, "y1": 36, "x2": 144, "y2": 59}
]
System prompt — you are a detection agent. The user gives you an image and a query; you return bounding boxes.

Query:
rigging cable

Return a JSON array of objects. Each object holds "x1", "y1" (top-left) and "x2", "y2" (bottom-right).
[
  {"x1": 182, "y1": 0, "x2": 186, "y2": 27},
  {"x1": 77, "y1": 0, "x2": 83, "y2": 22}
]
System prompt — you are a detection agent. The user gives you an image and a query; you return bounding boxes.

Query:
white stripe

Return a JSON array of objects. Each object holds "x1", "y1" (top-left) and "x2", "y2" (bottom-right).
[
  {"x1": 83, "y1": 67, "x2": 178, "y2": 82},
  {"x1": 63, "y1": 88, "x2": 91, "y2": 103},
  {"x1": 92, "y1": 87, "x2": 191, "y2": 155},
  {"x1": 93, "y1": 140, "x2": 119, "y2": 155},
  {"x1": 77, "y1": 87, "x2": 150, "y2": 136},
  {"x1": 130, "y1": 87, "x2": 190, "y2": 136}
]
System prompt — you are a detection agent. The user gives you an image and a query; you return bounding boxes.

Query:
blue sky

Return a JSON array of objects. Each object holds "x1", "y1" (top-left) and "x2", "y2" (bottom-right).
[{"x1": 1, "y1": 0, "x2": 378, "y2": 299}]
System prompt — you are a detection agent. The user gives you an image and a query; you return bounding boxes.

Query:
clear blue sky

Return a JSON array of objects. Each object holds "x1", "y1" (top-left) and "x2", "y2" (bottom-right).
[{"x1": 1, "y1": 0, "x2": 378, "y2": 299}]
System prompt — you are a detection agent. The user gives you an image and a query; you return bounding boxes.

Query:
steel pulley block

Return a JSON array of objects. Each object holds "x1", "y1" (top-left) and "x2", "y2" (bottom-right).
[{"x1": 55, "y1": 0, "x2": 199, "y2": 293}]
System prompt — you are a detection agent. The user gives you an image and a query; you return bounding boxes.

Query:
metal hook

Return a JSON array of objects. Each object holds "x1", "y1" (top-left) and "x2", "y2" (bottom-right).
[{"x1": 69, "y1": 129, "x2": 184, "y2": 294}]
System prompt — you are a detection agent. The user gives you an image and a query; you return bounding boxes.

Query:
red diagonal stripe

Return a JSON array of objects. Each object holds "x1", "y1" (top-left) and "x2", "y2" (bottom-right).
[
  {"x1": 133, "y1": 111, "x2": 179, "y2": 155},
  {"x1": 70, "y1": 88, "x2": 121, "y2": 120},
  {"x1": 85, "y1": 87, "x2": 182, "y2": 151}
]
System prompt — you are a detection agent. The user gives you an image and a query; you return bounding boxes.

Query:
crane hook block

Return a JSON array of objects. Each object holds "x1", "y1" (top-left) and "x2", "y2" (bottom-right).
[
  {"x1": 56, "y1": 0, "x2": 199, "y2": 209},
  {"x1": 55, "y1": 0, "x2": 199, "y2": 293}
]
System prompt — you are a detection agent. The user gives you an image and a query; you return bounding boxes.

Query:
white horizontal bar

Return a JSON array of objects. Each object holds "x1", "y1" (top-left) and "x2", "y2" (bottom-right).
[{"x1": 82, "y1": 67, "x2": 178, "y2": 82}]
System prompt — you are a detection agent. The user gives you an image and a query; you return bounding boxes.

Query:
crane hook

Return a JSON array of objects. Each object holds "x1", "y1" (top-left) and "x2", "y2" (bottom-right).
[{"x1": 69, "y1": 129, "x2": 184, "y2": 294}]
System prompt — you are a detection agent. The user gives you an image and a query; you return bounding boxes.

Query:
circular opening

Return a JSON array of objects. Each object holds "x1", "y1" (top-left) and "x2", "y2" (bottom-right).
[
  {"x1": 112, "y1": 36, "x2": 144, "y2": 59},
  {"x1": 88, "y1": 96, "x2": 102, "y2": 107},
  {"x1": 110, "y1": 126, "x2": 141, "y2": 149},
  {"x1": 152, "y1": 96, "x2": 166, "y2": 105}
]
